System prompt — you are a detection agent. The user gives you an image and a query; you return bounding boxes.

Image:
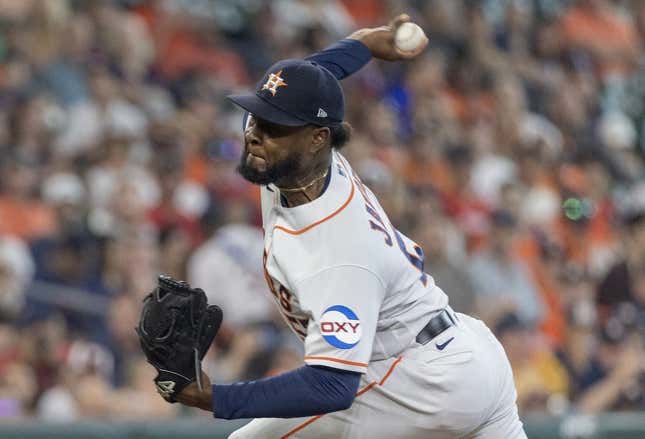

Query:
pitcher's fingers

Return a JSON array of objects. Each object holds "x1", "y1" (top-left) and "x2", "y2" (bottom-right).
[{"x1": 389, "y1": 13, "x2": 410, "y2": 30}]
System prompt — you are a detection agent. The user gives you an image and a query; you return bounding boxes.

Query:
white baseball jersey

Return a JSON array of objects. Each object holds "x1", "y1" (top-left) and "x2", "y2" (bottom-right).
[
  {"x1": 232, "y1": 150, "x2": 527, "y2": 438},
  {"x1": 261, "y1": 150, "x2": 448, "y2": 373}
]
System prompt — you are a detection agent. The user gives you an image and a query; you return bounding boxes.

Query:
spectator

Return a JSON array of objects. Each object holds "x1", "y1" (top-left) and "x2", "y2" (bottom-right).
[
  {"x1": 0, "y1": 158, "x2": 57, "y2": 241},
  {"x1": 0, "y1": 323, "x2": 38, "y2": 418},
  {"x1": 0, "y1": 235, "x2": 34, "y2": 321},
  {"x1": 556, "y1": 303, "x2": 603, "y2": 403},
  {"x1": 559, "y1": 0, "x2": 641, "y2": 79},
  {"x1": 188, "y1": 201, "x2": 273, "y2": 329},
  {"x1": 596, "y1": 192, "x2": 645, "y2": 321},
  {"x1": 468, "y1": 209, "x2": 545, "y2": 326},
  {"x1": 495, "y1": 313, "x2": 569, "y2": 414},
  {"x1": 109, "y1": 358, "x2": 178, "y2": 418},
  {"x1": 576, "y1": 326, "x2": 645, "y2": 413},
  {"x1": 415, "y1": 212, "x2": 475, "y2": 314}
]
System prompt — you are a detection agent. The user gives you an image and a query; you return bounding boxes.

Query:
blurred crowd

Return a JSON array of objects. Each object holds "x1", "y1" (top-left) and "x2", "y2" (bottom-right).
[{"x1": 0, "y1": 0, "x2": 644, "y2": 421}]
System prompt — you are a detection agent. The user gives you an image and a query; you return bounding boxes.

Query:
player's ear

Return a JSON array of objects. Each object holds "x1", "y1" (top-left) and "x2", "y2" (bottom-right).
[{"x1": 310, "y1": 126, "x2": 330, "y2": 154}]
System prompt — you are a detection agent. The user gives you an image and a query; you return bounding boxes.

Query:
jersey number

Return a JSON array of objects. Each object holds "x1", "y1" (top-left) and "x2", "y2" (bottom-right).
[
  {"x1": 352, "y1": 171, "x2": 427, "y2": 286},
  {"x1": 392, "y1": 227, "x2": 428, "y2": 286}
]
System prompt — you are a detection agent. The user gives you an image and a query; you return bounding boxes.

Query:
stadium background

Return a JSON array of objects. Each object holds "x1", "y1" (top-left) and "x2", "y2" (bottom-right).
[{"x1": 0, "y1": 0, "x2": 644, "y2": 437}]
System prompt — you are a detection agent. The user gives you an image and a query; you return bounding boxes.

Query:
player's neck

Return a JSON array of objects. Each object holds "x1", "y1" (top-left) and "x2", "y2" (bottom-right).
[{"x1": 276, "y1": 162, "x2": 331, "y2": 208}]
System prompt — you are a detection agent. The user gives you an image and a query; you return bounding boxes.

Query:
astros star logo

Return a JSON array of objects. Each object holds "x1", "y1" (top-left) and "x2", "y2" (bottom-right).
[{"x1": 261, "y1": 70, "x2": 288, "y2": 96}]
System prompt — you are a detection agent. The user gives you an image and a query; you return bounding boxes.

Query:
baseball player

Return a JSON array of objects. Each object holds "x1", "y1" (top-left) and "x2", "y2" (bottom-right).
[{"x1": 161, "y1": 15, "x2": 527, "y2": 438}]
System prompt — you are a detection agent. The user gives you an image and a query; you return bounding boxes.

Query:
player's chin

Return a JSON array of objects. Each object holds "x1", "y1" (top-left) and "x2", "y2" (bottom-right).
[{"x1": 237, "y1": 154, "x2": 274, "y2": 185}]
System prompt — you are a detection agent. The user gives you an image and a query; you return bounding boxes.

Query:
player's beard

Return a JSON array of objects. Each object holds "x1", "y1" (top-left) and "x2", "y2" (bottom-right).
[{"x1": 237, "y1": 150, "x2": 302, "y2": 185}]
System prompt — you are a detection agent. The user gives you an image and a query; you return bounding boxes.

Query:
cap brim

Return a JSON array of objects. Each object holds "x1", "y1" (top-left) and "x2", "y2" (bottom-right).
[{"x1": 227, "y1": 93, "x2": 308, "y2": 127}]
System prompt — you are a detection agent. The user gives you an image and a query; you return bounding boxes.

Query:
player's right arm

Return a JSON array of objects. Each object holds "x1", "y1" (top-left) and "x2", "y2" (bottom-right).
[
  {"x1": 240, "y1": 14, "x2": 427, "y2": 129},
  {"x1": 306, "y1": 13, "x2": 428, "y2": 78}
]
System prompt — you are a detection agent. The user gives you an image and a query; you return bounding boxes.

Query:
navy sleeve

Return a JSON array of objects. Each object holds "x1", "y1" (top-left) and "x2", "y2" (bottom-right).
[
  {"x1": 212, "y1": 365, "x2": 361, "y2": 419},
  {"x1": 305, "y1": 39, "x2": 372, "y2": 80}
]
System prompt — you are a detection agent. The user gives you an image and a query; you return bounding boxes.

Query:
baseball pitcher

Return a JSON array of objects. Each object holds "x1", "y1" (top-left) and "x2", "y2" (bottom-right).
[{"x1": 137, "y1": 14, "x2": 527, "y2": 439}]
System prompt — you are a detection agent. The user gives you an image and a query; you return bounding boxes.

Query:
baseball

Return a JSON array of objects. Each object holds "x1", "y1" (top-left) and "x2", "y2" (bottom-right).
[{"x1": 395, "y1": 22, "x2": 426, "y2": 52}]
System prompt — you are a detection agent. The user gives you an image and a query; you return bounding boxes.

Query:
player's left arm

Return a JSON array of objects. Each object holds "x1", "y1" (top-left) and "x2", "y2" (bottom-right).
[
  {"x1": 175, "y1": 266, "x2": 385, "y2": 418},
  {"x1": 175, "y1": 364, "x2": 361, "y2": 416}
]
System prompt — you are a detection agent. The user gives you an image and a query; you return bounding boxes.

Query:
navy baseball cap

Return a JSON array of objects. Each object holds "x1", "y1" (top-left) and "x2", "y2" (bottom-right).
[{"x1": 227, "y1": 59, "x2": 344, "y2": 127}]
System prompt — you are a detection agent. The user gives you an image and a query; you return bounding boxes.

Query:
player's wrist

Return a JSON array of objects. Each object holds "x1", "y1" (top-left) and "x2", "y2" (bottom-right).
[
  {"x1": 191, "y1": 383, "x2": 213, "y2": 412},
  {"x1": 176, "y1": 381, "x2": 213, "y2": 412},
  {"x1": 201, "y1": 385, "x2": 214, "y2": 412},
  {"x1": 346, "y1": 28, "x2": 384, "y2": 56}
]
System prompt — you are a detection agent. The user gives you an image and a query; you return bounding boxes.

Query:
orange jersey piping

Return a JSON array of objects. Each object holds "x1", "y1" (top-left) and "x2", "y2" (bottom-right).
[
  {"x1": 281, "y1": 357, "x2": 403, "y2": 438},
  {"x1": 273, "y1": 158, "x2": 355, "y2": 235},
  {"x1": 303, "y1": 356, "x2": 368, "y2": 368}
]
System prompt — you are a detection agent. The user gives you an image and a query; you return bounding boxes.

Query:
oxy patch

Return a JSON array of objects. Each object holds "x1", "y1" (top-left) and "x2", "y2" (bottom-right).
[{"x1": 320, "y1": 305, "x2": 361, "y2": 349}]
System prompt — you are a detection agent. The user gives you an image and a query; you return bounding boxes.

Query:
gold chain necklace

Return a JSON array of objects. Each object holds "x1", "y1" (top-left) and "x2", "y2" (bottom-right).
[
  {"x1": 277, "y1": 168, "x2": 329, "y2": 193},
  {"x1": 277, "y1": 168, "x2": 329, "y2": 204}
]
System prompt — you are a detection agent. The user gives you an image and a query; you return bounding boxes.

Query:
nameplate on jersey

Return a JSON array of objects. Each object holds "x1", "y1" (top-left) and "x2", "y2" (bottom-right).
[{"x1": 320, "y1": 305, "x2": 361, "y2": 349}]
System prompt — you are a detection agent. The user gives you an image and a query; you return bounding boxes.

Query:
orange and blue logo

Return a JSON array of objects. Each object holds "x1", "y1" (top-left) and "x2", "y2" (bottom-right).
[
  {"x1": 261, "y1": 70, "x2": 288, "y2": 96},
  {"x1": 320, "y1": 305, "x2": 361, "y2": 349}
]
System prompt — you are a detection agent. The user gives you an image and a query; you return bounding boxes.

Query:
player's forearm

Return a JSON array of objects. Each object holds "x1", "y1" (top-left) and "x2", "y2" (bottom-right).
[
  {"x1": 303, "y1": 14, "x2": 427, "y2": 81},
  {"x1": 304, "y1": 39, "x2": 372, "y2": 80},
  {"x1": 211, "y1": 365, "x2": 361, "y2": 419}
]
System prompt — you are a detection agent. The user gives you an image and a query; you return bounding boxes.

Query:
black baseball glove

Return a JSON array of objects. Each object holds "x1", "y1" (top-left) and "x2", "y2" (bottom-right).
[{"x1": 136, "y1": 275, "x2": 223, "y2": 402}]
